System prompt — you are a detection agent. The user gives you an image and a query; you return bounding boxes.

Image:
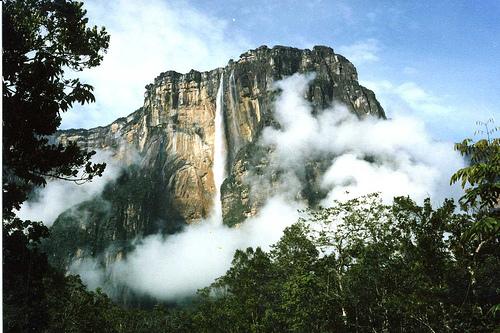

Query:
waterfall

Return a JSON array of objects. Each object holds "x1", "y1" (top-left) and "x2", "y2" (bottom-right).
[
  {"x1": 229, "y1": 69, "x2": 242, "y2": 150},
  {"x1": 210, "y1": 73, "x2": 226, "y2": 224}
]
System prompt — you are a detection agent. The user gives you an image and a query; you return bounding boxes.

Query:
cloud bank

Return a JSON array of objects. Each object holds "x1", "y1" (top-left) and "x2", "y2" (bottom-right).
[
  {"x1": 261, "y1": 73, "x2": 464, "y2": 204},
  {"x1": 107, "y1": 197, "x2": 300, "y2": 299},
  {"x1": 17, "y1": 139, "x2": 140, "y2": 226}
]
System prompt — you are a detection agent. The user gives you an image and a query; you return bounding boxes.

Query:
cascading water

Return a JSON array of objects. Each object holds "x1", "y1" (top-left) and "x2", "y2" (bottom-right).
[
  {"x1": 229, "y1": 69, "x2": 242, "y2": 150},
  {"x1": 209, "y1": 73, "x2": 226, "y2": 224}
]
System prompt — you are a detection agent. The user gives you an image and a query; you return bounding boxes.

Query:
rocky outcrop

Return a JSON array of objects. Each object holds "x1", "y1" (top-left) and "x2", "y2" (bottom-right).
[{"x1": 49, "y1": 45, "x2": 385, "y2": 273}]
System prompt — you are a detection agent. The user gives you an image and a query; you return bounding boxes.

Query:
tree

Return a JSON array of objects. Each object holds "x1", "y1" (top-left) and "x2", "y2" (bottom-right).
[
  {"x1": 189, "y1": 194, "x2": 498, "y2": 332},
  {"x1": 3, "y1": 218, "x2": 52, "y2": 331},
  {"x1": 450, "y1": 120, "x2": 500, "y2": 320},
  {"x1": 451, "y1": 119, "x2": 499, "y2": 211},
  {"x1": 2, "y1": 0, "x2": 110, "y2": 217},
  {"x1": 450, "y1": 120, "x2": 499, "y2": 246},
  {"x1": 3, "y1": 1, "x2": 109, "y2": 331}
]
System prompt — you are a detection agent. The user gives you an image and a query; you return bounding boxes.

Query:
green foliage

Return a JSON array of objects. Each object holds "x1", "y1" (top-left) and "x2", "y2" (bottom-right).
[
  {"x1": 188, "y1": 194, "x2": 499, "y2": 332},
  {"x1": 450, "y1": 119, "x2": 499, "y2": 264},
  {"x1": 2, "y1": 0, "x2": 110, "y2": 216},
  {"x1": 5, "y1": 197, "x2": 498, "y2": 332},
  {"x1": 450, "y1": 119, "x2": 499, "y2": 210},
  {"x1": 3, "y1": 218, "x2": 51, "y2": 331},
  {"x1": 2, "y1": 1, "x2": 111, "y2": 331}
]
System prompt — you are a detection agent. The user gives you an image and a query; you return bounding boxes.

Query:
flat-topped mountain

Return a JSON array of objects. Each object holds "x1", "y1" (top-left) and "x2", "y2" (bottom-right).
[{"x1": 47, "y1": 45, "x2": 385, "y2": 302}]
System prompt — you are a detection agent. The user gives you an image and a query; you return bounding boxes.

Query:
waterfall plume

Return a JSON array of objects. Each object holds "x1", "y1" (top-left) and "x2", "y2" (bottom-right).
[
  {"x1": 210, "y1": 73, "x2": 226, "y2": 224},
  {"x1": 229, "y1": 69, "x2": 242, "y2": 151}
]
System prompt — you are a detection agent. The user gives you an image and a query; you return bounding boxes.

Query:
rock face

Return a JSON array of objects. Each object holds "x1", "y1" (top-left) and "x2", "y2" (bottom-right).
[{"x1": 48, "y1": 45, "x2": 385, "y2": 275}]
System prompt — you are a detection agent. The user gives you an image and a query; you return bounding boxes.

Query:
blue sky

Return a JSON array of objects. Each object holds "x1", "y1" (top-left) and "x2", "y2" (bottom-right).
[{"x1": 63, "y1": 0, "x2": 499, "y2": 142}]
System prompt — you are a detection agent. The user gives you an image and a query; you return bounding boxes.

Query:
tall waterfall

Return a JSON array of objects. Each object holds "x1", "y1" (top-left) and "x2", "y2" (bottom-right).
[
  {"x1": 229, "y1": 69, "x2": 242, "y2": 150},
  {"x1": 210, "y1": 73, "x2": 226, "y2": 224}
]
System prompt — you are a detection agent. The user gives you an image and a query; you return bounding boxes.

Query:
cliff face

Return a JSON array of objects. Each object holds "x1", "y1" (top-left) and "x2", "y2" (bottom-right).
[{"x1": 49, "y1": 45, "x2": 385, "y2": 272}]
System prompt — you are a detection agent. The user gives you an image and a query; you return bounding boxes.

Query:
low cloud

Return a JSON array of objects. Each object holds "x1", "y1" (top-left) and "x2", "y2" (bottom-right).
[
  {"x1": 262, "y1": 73, "x2": 464, "y2": 205},
  {"x1": 75, "y1": 196, "x2": 301, "y2": 299},
  {"x1": 70, "y1": 257, "x2": 107, "y2": 291}
]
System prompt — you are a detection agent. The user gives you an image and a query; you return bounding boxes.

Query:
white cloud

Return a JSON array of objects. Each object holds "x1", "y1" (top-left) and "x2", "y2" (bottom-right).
[
  {"x1": 339, "y1": 39, "x2": 380, "y2": 65},
  {"x1": 61, "y1": 0, "x2": 249, "y2": 129},
  {"x1": 363, "y1": 79, "x2": 453, "y2": 116},
  {"x1": 260, "y1": 74, "x2": 464, "y2": 205},
  {"x1": 395, "y1": 82, "x2": 431, "y2": 104},
  {"x1": 391, "y1": 82, "x2": 452, "y2": 115},
  {"x1": 89, "y1": 196, "x2": 301, "y2": 300}
]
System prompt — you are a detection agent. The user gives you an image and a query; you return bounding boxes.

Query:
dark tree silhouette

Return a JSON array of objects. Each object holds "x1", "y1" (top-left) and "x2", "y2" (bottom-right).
[
  {"x1": 2, "y1": 1, "x2": 110, "y2": 331},
  {"x1": 2, "y1": 0, "x2": 110, "y2": 218}
]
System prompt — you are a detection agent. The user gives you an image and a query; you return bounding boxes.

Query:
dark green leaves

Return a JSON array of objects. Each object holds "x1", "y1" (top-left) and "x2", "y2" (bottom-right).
[
  {"x1": 451, "y1": 128, "x2": 499, "y2": 210},
  {"x1": 2, "y1": 0, "x2": 110, "y2": 217},
  {"x1": 188, "y1": 195, "x2": 499, "y2": 332}
]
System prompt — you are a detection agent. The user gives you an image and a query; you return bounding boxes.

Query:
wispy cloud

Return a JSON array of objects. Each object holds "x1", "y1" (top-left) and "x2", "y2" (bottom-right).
[
  {"x1": 62, "y1": 0, "x2": 249, "y2": 130},
  {"x1": 363, "y1": 80, "x2": 451, "y2": 115},
  {"x1": 339, "y1": 39, "x2": 380, "y2": 65},
  {"x1": 334, "y1": 2, "x2": 354, "y2": 23},
  {"x1": 403, "y1": 66, "x2": 418, "y2": 76},
  {"x1": 361, "y1": 79, "x2": 478, "y2": 140},
  {"x1": 395, "y1": 82, "x2": 452, "y2": 115}
]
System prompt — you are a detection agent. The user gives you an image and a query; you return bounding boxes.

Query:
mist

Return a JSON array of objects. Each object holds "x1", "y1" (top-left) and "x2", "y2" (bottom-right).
[
  {"x1": 16, "y1": 145, "x2": 140, "y2": 226},
  {"x1": 107, "y1": 196, "x2": 301, "y2": 300},
  {"x1": 261, "y1": 73, "x2": 465, "y2": 205},
  {"x1": 16, "y1": 150, "x2": 118, "y2": 226},
  {"x1": 67, "y1": 73, "x2": 466, "y2": 301}
]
